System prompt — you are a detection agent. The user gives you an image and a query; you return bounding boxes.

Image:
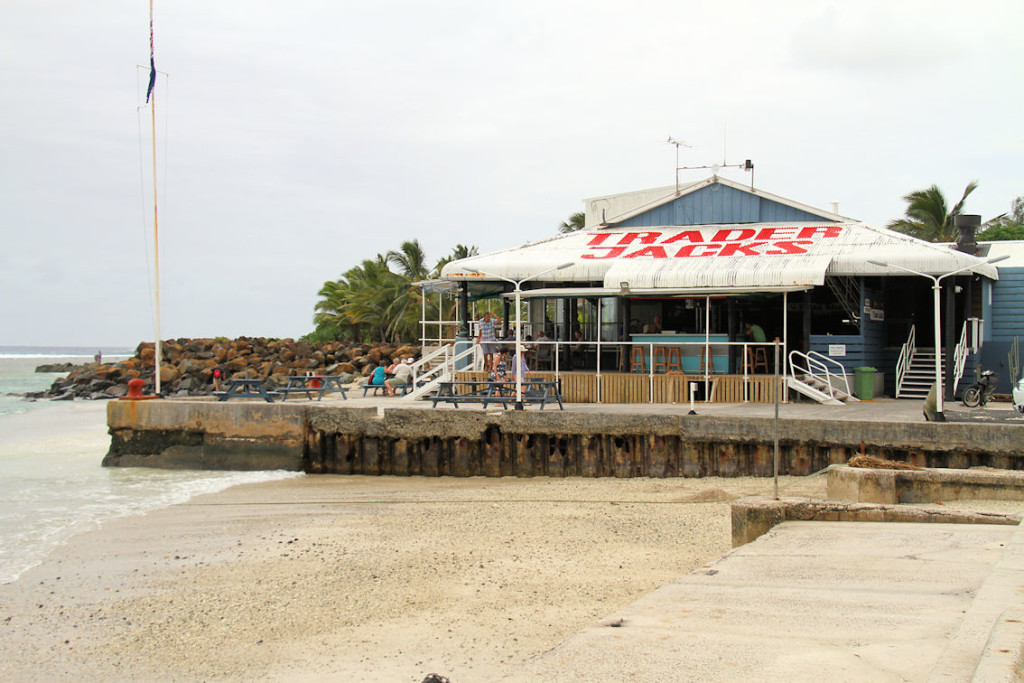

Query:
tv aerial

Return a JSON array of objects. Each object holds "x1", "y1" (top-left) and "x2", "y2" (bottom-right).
[{"x1": 665, "y1": 135, "x2": 754, "y2": 194}]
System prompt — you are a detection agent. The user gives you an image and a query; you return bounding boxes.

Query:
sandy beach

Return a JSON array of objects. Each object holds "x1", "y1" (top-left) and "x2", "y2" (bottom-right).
[{"x1": 0, "y1": 472, "x2": 828, "y2": 681}]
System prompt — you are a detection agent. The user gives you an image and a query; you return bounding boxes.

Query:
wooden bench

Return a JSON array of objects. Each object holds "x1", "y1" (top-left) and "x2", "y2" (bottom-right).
[{"x1": 360, "y1": 382, "x2": 411, "y2": 397}]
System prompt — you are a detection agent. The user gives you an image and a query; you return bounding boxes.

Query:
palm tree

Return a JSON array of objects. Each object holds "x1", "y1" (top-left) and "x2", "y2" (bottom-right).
[
  {"x1": 433, "y1": 243, "x2": 479, "y2": 276},
  {"x1": 559, "y1": 211, "x2": 586, "y2": 233},
  {"x1": 386, "y1": 240, "x2": 430, "y2": 281},
  {"x1": 888, "y1": 181, "x2": 979, "y2": 242},
  {"x1": 311, "y1": 241, "x2": 483, "y2": 344}
]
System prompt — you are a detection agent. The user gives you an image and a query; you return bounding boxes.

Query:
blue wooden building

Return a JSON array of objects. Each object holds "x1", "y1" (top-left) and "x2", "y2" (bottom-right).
[{"x1": 439, "y1": 175, "x2": 1020, "y2": 406}]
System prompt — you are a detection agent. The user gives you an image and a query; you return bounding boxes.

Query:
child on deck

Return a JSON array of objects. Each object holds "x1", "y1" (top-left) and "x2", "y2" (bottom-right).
[{"x1": 490, "y1": 347, "x2": 509, "y2": 381}]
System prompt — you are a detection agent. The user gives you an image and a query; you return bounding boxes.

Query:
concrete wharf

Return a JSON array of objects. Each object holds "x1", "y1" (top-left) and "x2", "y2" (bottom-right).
[{"x1": 104, "y1": 395, "x2": 1024, "y2": 474}]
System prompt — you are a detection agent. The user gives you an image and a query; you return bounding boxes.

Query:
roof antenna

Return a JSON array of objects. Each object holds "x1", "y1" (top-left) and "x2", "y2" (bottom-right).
[
  {"x1": 667, "y1": 136, "x2": 692, "y2": 195},
  {"x1": 670, "y1": 131, "x2": 755, "y2": 190}
]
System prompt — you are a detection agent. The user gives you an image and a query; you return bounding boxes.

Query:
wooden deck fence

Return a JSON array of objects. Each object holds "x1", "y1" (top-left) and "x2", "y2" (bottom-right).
[{"x1": 452, "y1": 371, "x2": 784, "y2": 404}]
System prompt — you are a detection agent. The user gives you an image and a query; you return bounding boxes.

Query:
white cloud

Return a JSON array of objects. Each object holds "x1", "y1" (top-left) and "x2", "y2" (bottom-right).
[{"x1": 1, "y1": 0, "x2": 1022, "y2": 345}]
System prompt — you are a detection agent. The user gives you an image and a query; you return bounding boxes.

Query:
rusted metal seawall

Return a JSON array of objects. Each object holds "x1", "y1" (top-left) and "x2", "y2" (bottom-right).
[{"x1": 105, "y1": 401, "x2": 1024, "y2": 475}]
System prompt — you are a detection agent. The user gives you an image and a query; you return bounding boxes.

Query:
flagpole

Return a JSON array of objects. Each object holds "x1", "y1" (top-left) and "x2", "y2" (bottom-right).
[{"x1": 148, "y1": 0, "x2": 162, "y2": 394}]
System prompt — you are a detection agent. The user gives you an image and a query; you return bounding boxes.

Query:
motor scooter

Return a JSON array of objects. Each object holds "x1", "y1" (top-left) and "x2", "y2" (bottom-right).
[
  {"x1": 1014, "y1": 376, "x2": 1024, "y2": 414},
  {"x1": 962, "y1": 369, "x2": 998, "y2": 408}
]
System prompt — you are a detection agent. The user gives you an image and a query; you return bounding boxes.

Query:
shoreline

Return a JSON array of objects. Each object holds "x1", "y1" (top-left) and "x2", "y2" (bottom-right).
[{"x1": 0, "y1": 473, "x2": 827, "y2": 681}]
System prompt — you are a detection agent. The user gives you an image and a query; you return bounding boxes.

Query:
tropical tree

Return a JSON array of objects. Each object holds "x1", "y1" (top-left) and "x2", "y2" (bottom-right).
[
  {"x1": 312, "y1": 256, "x2": 401, "y2": 342},
  {"x1": 386, "y1": 239, "x2": 430, "y2": 281},
  {"x1": 310, "y1": 241, "x2": 481, "y2": 344},
  {"x1": 979, "y1": 195, "x2": 1024, "y2": 241},
  {"x1": 887, "y1": 181, "x2": 979, "y2": 242},
  {"x1": 433, "y1": 243, "x2": 479, "y2": 275},
  {"x1": 559, "y1": 211, "x2": 586, "y2": 233}
]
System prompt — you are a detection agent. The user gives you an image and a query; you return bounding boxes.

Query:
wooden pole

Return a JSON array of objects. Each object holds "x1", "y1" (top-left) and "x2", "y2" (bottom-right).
[{"x1": 149, "y1": 0, "x2": 162, "y2": 394}]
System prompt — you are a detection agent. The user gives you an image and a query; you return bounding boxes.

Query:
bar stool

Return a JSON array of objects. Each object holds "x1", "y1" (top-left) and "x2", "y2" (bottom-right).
[
  {"x1": 698, "y1": 348, "x2": 715, "y2": 374},
  {"x1": 630, "y1": 347, "x2": 645, "y2": 373},
  {"x1": 666, "y1": 347, "x2": 683, "y2": 372},
  {"x1": 744, "y1": 346, "x2": 770, "y2": 374},
  {"x1": 653, "y1": 346, "x2": 668, "y2": 373}
]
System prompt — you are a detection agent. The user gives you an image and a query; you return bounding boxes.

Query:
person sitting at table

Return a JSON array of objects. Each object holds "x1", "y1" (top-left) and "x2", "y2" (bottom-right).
[
  {"x1": 744, "y1": 321, "x2": 770, "y2": 373},
  {"x1": 642, "y1": 315, "x2": 663, "y2": 334},
  {"x1": 368, "y1": 362, "x2": 388, "y2": 395},
  {"x1": 385, "y1": 357, "x2": 414, "y2": 396}
]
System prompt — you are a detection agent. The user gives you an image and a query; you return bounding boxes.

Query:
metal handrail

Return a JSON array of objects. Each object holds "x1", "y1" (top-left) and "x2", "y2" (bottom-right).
[
  {"x1": 788, "y1": 349, "x2": 852, "y2": 399},
  {"x1": 410, "y1": 344, "x2": 452, "y2": 386},
  {"x1": 403, "y1": 343, "x2": 479, "y2": 400},
  {"x1": 952, "y1": 321, "x2": 971, "y2": 390},
  {"x1": 895, "y1": 325, "x2": 915, "y2": 397}
]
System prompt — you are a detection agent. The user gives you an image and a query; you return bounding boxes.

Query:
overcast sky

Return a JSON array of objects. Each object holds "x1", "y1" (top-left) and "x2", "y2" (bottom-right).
[{"x1": 2, "y1": 0, "x2": 1021, "y2": 347}]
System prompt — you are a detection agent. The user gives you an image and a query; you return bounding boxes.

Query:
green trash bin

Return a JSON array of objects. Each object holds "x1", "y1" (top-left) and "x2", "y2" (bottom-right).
[{"x1": 854, "y1": 366, "x2": 876, "y2": 400}]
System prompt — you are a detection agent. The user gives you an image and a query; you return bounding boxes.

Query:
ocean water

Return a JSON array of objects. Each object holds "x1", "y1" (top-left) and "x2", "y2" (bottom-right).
[{"x1": 0, "y1": 348, "x2": 303, "y2": 584}]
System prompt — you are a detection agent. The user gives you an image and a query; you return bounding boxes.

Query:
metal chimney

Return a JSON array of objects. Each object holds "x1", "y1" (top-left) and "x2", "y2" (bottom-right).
[{"x1": 955, "y1": 214, "x2": 981, "y2": 255}]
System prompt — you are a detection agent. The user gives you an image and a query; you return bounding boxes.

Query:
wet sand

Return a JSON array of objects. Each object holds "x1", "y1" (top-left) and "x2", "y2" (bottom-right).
[{"x1": 0, "y1": 473, "x2": 827, "y2": 681}]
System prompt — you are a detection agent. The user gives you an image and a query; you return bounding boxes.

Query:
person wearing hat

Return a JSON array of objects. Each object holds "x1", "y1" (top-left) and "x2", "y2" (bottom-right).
[{"x1": 385, "y1": 357, "x2": 415, "y2": 396}]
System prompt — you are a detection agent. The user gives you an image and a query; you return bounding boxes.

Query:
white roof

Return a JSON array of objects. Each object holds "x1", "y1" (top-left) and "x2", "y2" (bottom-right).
[
  {"x1": 441, "y1": 221, "x2": 1001, "y2": 293},
  {"x1": 978, "y1": 240, "x2": 1024, "y2": 266}
]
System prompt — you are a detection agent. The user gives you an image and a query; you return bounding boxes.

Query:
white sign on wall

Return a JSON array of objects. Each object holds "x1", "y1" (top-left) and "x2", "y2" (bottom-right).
[{"x1": 828, "y1": 344, "x2": 847, "y2": 357}]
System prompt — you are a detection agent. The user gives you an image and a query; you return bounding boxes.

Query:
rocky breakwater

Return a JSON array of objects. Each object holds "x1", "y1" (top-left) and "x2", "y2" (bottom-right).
[{"x1": 36, "y1": 337, "x2": 420, "y2": 400}]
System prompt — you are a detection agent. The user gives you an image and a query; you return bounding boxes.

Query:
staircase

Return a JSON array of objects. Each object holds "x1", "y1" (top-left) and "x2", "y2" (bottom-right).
[
  {"x1": 787, "y1": 350, "x2": 860, "y2": 405},
  {"x1": 401, "y1": 343, "x2": 479, "y2": 401},
  {"x1": 897, "y1": 348, "x2": 944, "y2": 399}
]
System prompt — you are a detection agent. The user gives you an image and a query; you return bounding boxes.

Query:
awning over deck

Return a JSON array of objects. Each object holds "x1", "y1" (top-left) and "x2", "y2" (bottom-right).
[
  {"x1": 440, "y1": 221, "x2": 1000, "y2": 291},
  {"x1": 602, "y1": 254, "x2": 834, "y2": 290}
]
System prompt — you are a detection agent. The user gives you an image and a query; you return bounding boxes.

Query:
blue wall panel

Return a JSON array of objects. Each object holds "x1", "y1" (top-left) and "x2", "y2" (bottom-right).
[
  {"x1": 990, "y1": 268, "x2": 1024, "y2": 342},
  {"x1": 617, "y1": 183, "x2": 833, "y2": 227}
]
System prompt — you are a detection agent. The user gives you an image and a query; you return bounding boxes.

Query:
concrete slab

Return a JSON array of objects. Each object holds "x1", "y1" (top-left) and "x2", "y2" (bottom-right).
[
  {"x1": 829, "y1": 464, "x2": 1024, "y2": 504},
  {"x1": 510, "y1": 522, "x2": 1024, "y2": 682}
]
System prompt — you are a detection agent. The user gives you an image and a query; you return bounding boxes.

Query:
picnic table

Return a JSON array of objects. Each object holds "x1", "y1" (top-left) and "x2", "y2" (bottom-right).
[
  {"x1": 214, "y1": 378, "x2": 279, "y2": 403},
  {"x1": 278, "y1": 375, "x2": 348, "y2": 401},
  {"x1": 432, "y1": 379, "x2": 563, "y2": 410}
]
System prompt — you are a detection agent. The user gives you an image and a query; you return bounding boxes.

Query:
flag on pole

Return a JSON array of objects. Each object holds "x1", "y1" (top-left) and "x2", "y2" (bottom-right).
[
  {"x1": 145, "y1": 3, "x2": 155, "y2": 103},
  {"x1": 146, "y1": 57, "x2": 156, "y2": 104}
]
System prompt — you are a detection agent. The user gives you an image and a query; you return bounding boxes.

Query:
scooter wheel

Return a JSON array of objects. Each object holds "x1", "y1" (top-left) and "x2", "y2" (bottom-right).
[{"x1": 962, "y1": 386, "x2": 982, "y2": 408}]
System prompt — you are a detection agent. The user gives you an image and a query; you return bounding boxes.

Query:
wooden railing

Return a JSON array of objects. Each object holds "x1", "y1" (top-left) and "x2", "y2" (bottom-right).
[{"x1": 453, "y1": 371, "x2": 784, "y2": 404}]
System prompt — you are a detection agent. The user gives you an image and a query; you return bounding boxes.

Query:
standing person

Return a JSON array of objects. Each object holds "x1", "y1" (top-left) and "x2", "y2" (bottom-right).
[
  {"x1": 94, "y1": 350, "x2": 102, "y2": 365},
  {"x1": 476, "y1": 310, "x2": 501, "y2": 372},
  {"x1": 510, "y1": 350, "x2": 530, "y2": 380},
  {"x1": 570, "y1": 329, "x2": 586, "y2": 369},
  {"x1": 534, "y1": 329, "x2": 552, "y2": 370}
]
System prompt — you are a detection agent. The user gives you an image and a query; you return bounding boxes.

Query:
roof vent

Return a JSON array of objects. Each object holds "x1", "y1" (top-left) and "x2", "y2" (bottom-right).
[{"x1": 955, "y1": 214, "x2": 981, "y2": 255}]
